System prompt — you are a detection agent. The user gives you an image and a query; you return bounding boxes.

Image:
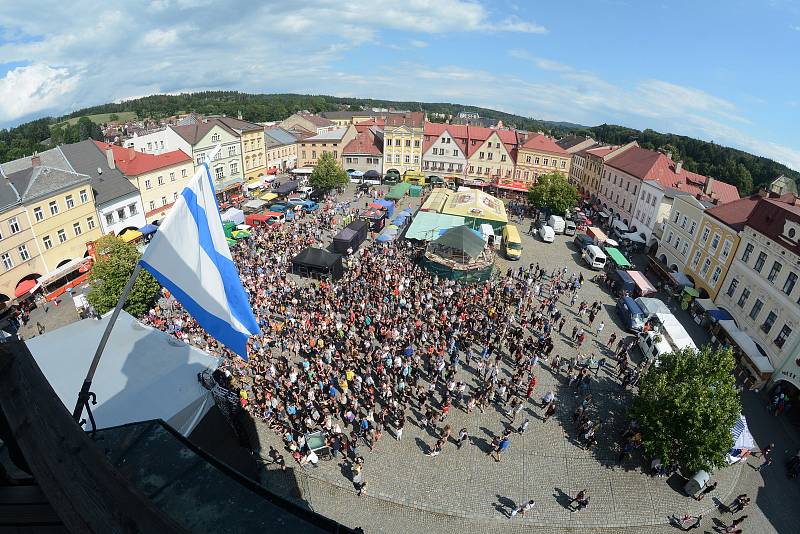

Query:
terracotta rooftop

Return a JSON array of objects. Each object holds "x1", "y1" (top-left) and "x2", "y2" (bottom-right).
[
  {"x1": 299, "y1": 113, "x2": 335, "y2": 128},
  {"x1": 385, "y1": 111, "x2": 425, "y2": 128},
  {"x1": 606, "y1": 147, "x2": 739, "y2": 204},
  {"x1": 422, "y1": 123, "x2": 469, "y2": 155},
  {"x1": 745, "y1": 195, "x2": 800, "y2": 256},
  {"x1": 342, "y1": 128, "x2": 383, "y2": 156},
  {"x1": 520, "y1": 134, "x2": 570, "y2": 155},
  {"x1": 94, "y1": 141, "x2": 191, "y2": 176},
  {"x1": 355, "y1": 118, "x2": 385, "y2": 133}
]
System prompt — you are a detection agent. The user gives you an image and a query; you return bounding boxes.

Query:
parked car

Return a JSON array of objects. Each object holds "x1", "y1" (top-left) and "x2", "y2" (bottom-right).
[
  {"x1": 286, "y1": 197, "x2": 306, "y2": 207},
  {"x1": 564, "y1": 220, "x2": 577, "y2": 236},
  {"x1": 573, "y1": 234, "x2": 593, "y2": 251},
  {"x1": 539, "y1": 225, "x2": 555, "y2": 243},
  {"x1": 547, "y1": 215, "x2": 566, "y2": 234},
  {"x1": 298, "y1": 185, "x2": 313, "y2": 196},
  {"x1": 299, "y1": 200, "x2": 320, "y2": 212},
  {"x1": 268, "y1": 203, "x2": 295, "y2": 220}
]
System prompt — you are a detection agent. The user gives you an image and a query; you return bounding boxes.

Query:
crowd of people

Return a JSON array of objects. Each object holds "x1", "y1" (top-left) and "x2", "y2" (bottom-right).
[{"x1": 140, "y1": 187, "x2": 654, "y2": 492}]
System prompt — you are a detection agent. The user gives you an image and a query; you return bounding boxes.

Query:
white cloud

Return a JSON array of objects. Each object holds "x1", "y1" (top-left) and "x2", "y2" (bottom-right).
[
  {"x1": 483, "y1": 16, "x2": 548, "y2": 34},
  {"x1": 0, "y1": 64, "x2": 79, "y2": 122},
  {"x1": 141, "y1": 28, "x2": 179, "y2": 47},
  {"x1": 410, "y1": 40, "x2": 428, "y2": 48},
  {"x1": 791, "y1": 25, "x2": 800, "y2": 31}
]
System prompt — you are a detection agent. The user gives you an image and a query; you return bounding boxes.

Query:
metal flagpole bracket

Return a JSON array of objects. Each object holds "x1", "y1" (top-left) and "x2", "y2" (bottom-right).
[{"x1": 72, "y1": 262, "x2": 143, "y2": 427}]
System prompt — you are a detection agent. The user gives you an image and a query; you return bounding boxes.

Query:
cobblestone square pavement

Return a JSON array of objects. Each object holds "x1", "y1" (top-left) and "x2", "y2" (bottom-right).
[{"x1": 246, "y1": 188, "x2": 800, "y2": 533}]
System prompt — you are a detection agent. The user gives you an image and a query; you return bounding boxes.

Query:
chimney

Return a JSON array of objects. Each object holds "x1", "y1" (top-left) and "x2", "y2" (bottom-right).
[
  {"x1": 703, "y1": 175, "x2": 715, "y2": 195},
  {"x1": 105, "y1": 148, "x2": 115, "y2": 169},
  {"x1": 675, "y1": 161, "x2": 683, "y2": 174},
  {"x1": 31, "y1": 152, "x2": 41, "y2": 167}
]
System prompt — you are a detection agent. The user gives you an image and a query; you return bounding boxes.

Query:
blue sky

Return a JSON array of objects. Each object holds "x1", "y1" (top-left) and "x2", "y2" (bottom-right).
[{"x1": 1, "y1": 0, "x2": 799, "y2": 169}]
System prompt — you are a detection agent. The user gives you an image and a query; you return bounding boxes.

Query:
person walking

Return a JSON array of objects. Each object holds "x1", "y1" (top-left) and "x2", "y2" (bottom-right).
[
  {"x1": 516, "y1": 419, "x2": 530, "y2": 435},
  {"x1": 510, "y1": 499, "x2": 535, "y2": 518},
  {"x1": 493, "y1": 436, "x2": 511, "y2": 462},
  {"x1": 542, "y1": 399, "x2": 557, "y2": 422},
  {"x1": 723, "y1": 515, "x2": 748, "y2": 532},
  {"x1": 694, "y1": 480, "x2": 717, "y2": 501},
  {"x1": 456, "y1": 428, "x2": 469, "y2": 449},
  {"x1": 595, "y1": 321, "x2": 604, "y2": 336},
  {"x1": 755, "y1": 443, "x2": 774, "y2": 471},
  {"x1": 568, "y1": 489, "x2": 589, "y2": 512},
  {"x1": 426, "y1": 439, "x2": 444, "y2": 457}
]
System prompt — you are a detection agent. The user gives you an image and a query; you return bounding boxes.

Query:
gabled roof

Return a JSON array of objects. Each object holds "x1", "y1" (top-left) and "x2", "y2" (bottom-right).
[
  {"x1": 298, "y1": 113, "x2": 335, "y2": 128},
  {"x1": 0, "y1": 146, "x2": 69, "y2": 176},
  {"x1": 171, "y1": 119, "x2": 238, "y2": 145},
  {"x1": 465, "y1": 127, "x2": 517, "y2": 158},
  {"x1": 606, "y1": 147, "x2": 740, "y2": 204},
  {"x1": 585, "y1": 145, "x2": 619, "y2": 159},
  {"x1": 745, "y1": 196, "x2": 800, "y2": 256},
  {"x1": 422, "y1": 123, "x2": 469, "y2": 155},
  {"x1": 385, "y1": 112, "x2": 425, "y2": 128},
  {"x1": 59, "y1": 140, "x2": 140, "y2": 205},
  {"x1": 7, "y1": 166, "x2": 91, "y2": 204},
  {"x1": 705, "y1": 192, "x2": 791, "y2": 231},
  {"x1": 94, "y1": 141, "x2": 191, "y2": 176},
  {"x1": 264, "y1": 127, "x2": 300, "y2": 147},
  {"x1": 215, "y1": 116, "x2": 263, "y2": 133},
  {"x1": 556, "y1": 135, "x2": 593, "y2": 151},
  {"x1": 301, "y1": 127, "x2": 349, "y2": 142},
  {"x1": 355, "y1": 118, "x2": 385, "y2": 132},
  {"x1": 342, "y1": 128, "x2": 383, "y2": 156},
  {"x1": 520, "y1": 134, "x2": 569, "y2": 156}
]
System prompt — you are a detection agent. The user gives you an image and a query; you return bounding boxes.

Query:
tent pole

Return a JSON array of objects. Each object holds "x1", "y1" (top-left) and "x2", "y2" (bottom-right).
[{"x1": 72, "y1": 262, "x2": 143, "y2": 425}]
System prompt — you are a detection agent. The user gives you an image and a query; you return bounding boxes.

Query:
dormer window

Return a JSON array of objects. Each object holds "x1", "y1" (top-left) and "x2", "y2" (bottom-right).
[
  {"x1": 211, "y1": 133, "x2": 220, "y2": 142},
  {"x1": 783, "y1": 220, "x2": 799, "y2": 243}
]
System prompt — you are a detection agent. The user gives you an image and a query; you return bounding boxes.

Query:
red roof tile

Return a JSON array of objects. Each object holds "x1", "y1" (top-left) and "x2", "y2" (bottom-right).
[
  {"x1": 355, "y1": 118, "x2": 385, "y2": 133},
  {"x1": 385, "y1": 112, "x2": 425, "y2": 128},
  {"x1": 746, "y1": 196, "x2": 800, "y2": 256},
  {"x1": 584, "y1": 145, "x2": 619, "y2": 158},
  {"x1": 520, "y1": 134, "x2": 569, "y2": 155},
  {"x1": 606, "y1": 147, "x2": 739, "y2": 204},
  {"x1": 94, "y1": 141, "x2": 191, "y2": 176},
  {"x1": 422, "y1": 123, "x2": 469, "y2": 155},
  {"x1": 342, "y1": 129, "x2": 383, "y2": 156},
  {"x1": 465, "y1": 126, "x2": 518, "y2": 158}
]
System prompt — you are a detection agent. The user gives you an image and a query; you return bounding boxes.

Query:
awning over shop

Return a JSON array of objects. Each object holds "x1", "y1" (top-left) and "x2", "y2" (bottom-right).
[
  {"x1": 15, "y1": 279, "x2": 39, "y2": 298},
  {"x1": 612, "y1": 219, "x2": 629, "y2": 233},
  {"x1": 243, "y1": 199, "x2": 268, "y2": 211},
  {"x1": 718, "y1": 320, "x2": 774, "y2": 373},
  {"x1": 120, "y1": 229, "x2": 142, "y2": 243},
  {"x1": 621, "y1": 231, "x2": 646, "y2": 244},
  {"x1": 349, "y1": 170, "x2": 365, "y2": 177},
  {"x1": 290, "y1": 167, "x2": 314, "y2": 175},
  {"x1": 694, "y1": 298, "x2": 717, "y2": 311},
  {"x1": 266, "y1": 167, "x2": 278, "y2": 175},
  {"x1": 260, "y1": 192, "x2": 278, "y2": 202},
  {"x1": 627, "y1": 270, "x2": 656, "y2": 295},
  {"x1": 708, "y1": 308, "x2": 734, "y2": 322},
  {"x1": 494, "y1": 181, "x2": 529, "y2": 192},
  {"x1": 605, "y1": 247, "x2": 631, "y2": 268},
  {"x1": 38, "y1": 258, "x2": 92, "y2": 287},
  {"x1": 245, "y1": 181, "x2": 263, "y2": 191}
]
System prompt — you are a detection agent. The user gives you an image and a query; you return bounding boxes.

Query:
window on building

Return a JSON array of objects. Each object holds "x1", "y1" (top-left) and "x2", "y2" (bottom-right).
[
  {"x1": 145, "y1": 179, "x2": 152, "y2": 190},
  {"x1": 312, "y1": 150, "x2": 317, "y2": 159},
  {"x1": 414, "y1": 156, "x2": 420, "y2": 164},
  {"x1": 181, "y1": 169, "x2": 187, "y2": 178},
  {"x1": 48, "y1": 201, "x2": 58, "y2": 216},
  {"x1": 128, "y1": 204, "x2": 138, "y2": 216},
  {"x1": 215, "y1": 167, "x2": 224, "y2": 180},
  {"x1": 149, "y1": 201, "x2": 155, "y2": 211},
  {"x1": 534, "y1": 157, "x2": 540, "y2": 165},
  {"x1": 710, "y1": 233, "x2": 721, "y2": 251},
  {"x1": 33, "y1": 207, "x2": 43, "y2": 222},
  {"x1": 80, "y1": 189, "x2": 88, "y2": 203},
  {"x1": 65, "y1": 195, "x2": 74, "y2": 209},
  {"x1": 775, "y1": 325, "x2": 792, "y2": 348},
  {"x1": 452, "y1": 149, "x2": 458, "y2": 157},
  {"x1": 754, "y1": 251, "x2": 767, "y2": 273},
  {"x1": 87, "y1": 217, "x2": 95, "y2": 230},
  {"x1": 73, "y1": 222, "x2": 82, "y2": 236},
  {"x1": 543, "y1": 158, "x2": 549, "y2": 166},
  {"x1": 761, "y1": 311, "x2": 777, "y2": 334},
  {"x1": 701, "y1": 227, "x2": 710, "y2": 242},
  {"x1": 173, "y1": 192, "x2": 178, "y2": 201},
  {"x1": 767, "y1": 261, "x2": 782, "y2": 283},
  {"x1": 561, "y1": 160, "x2": 566, "y2": 169},
  {"x1": 394, "y1": 139, "x2": 400, "y2": 146},
  {"x1": 117, "y1": 208, "x2": 125, "y2": 221},
  {"x1": 157, "y1": 176, "x2": 164, "y2": 186},
  {"x1": 8, "y1": 217, "x2": 19, "y2": 234},
  {"x1": 749, "y1": 299, "x2": 763, "y2": 320},
  {"x1": 211, "y1": 133, "x2": 220, "y2": 142},
  {"x1": 726, "y1": 278, "x2": 739, "y2": 297},
  {"x1": 682, "y1": 242, "x2": 689, "y2": 257},
  {"x1": 230, "y1": 162, "x2": 238, "y2": 175},
  {"x1": 737, "y1": 288, "x2": 750, "y2": 307},
  {"x1": 700, "y1": 258, "x2": 711, "y2": 277},
  {"x1": 170, "y1": 172, "x2": 176, "y2": 182},
  {"x1": 105, "y1": 213, "x2": 114, "y2": 226},
  {"x1": 228, "y1": 146, "x2": 236, "y2": 157},
  {"x1": 689, "y1": 221, "x2": 696, "y2": 235},
  {"x1": 162, "y1": 196, "x2": 167, "y2": 206},
  {"x1": 196, "y1": 155, "x2": 203, "y2": 166},
  {"x1": 673, "y1": 210, "x2": 680, "y2": 223},
  {"x1": 404, "y1": 155, "x2": 410, "y2": 163},
  {"x1": 479, "y1": 152, "x2": 485, "y2": 159},
  {"x1": 1, "y1": 253, "x2": 12, "y2": 271},
  {"x1": 783, "y1": 272, "x2": 797, "y2": 295},
  {"x1": 721, "y1": 240, "x2": 732, "y2": 259},
  {"x1": 57, "y1": 229, "x2": 66, "y2": 243},
  {"x1": 741, "y1": 243, "x2": 754, "y2": 262},
  {"x1": 42, "y1": 235, "x2": 52, "y2": 250},
  {"x1": 18, "y1": 244, "x2": 29, "y2": 261}
]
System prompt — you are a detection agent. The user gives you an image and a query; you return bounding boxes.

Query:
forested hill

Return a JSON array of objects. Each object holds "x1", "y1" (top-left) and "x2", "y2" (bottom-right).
[{"x1": 1, "y1": 91, "x2": 797, "y2": 194}]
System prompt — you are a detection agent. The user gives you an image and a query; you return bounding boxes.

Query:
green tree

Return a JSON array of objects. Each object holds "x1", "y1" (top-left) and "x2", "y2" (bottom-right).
[
  {"x1": 87, "y1": 235, "x2": 161, "y2": 317},
  {"x1": 527, "y1": 172, "x2": 579, "y2": 216},
  {"x1": 76, "y1": 116, "x2": 94, "y2": 141},
  {"x1": 109, "y1": 113, "x2": 119, "y2": 122},
  {"x1": 631, "y1": 346, "x2": 741, "y2": 474},
  {"x1": 309, "y1": 151, "x2": 349, "y2": 191}
]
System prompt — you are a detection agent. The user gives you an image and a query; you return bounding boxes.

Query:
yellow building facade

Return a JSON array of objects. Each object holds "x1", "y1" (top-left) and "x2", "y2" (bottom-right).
[
  {"x1": 685, "y1": 212, "x2": 740, "y2": 299},
  {"x1": 217, "y1": 117, "x2": 266, "y2": 180},
  {"x1": 0, "y1": 204, "x2": 48, "y2": 301},
  {"x1": 382, "y1": 112, "x2": 425, "y2": 175},
  {"x1": 514, "y1": 134, "x2": 571, "y2": 185}
]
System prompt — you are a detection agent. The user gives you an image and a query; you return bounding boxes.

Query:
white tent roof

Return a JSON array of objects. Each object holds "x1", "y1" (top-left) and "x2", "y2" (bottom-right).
[
  {"x1": 221, "y1": 207, "x2": 245, "y2": 225},
  {"x1": 719, "y1": 320, "x2": 774, "y2": 373},
  {"x1": 612, "y1": 219, "x2": 629, "y2": 232},
  {"x1": 621, "y1": 231, "x2": 646, "y2": 244},
  {"x1": 26, "y1": 311, "x2": 218, "y2": 436},
  {"x1": 655, "y1": 312, "x2": 697, "y2": 351}
]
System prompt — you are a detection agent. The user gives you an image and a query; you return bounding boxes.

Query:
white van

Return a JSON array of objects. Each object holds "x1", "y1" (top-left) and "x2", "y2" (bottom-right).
[
  {"x1": 480, "y1": 223, "x2": 500, "y2": 249},
  {"x1": 548, "y1": 215, "x2": 566, "y2": 234},
  {"x1": 539, "y1": 225, "x2": 555, "y2": 243},
  {"x1": 583, "y1": 245, "x2": 607, "y2": 269}
]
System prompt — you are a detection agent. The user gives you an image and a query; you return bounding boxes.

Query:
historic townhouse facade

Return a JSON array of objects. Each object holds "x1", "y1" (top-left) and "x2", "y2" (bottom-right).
[
  {"x1": 715, "y1": 196, "x2": 800, "y2": 372},
  {"x1": 514, "y1": 134, "x2": 570, "y2": 185},
  {"x1": 656, "y1": 193, "x2": 708, "y2": 274},
  {"x1": 421, "y1": 123, "x2": 468, "y2": 177},
  {"x1": 96, "y1": 142, "x2": 193, "y2": 224},
  {"x1": 464, "y1": 127, "x2": 517, "y2": 184},
  {"x1": 264, "y1": 127, "x2": 301, "y2": 172},
  {"x1": 297, "y1": 126, "x2": 358, "y2": 168},
  {"x1": 382, "y1": 112, "x2": 425, "y2": 175},
  {"x1": 579, "y1": 143, "x2": 636, "y2": 197},
  {"x1": 0, "y1": 193, "x2": 47, "y2": 304},
  {"x1": 216, "y1": 117, "x2": 266, "y2": 180},
  {"x1": 341, "y1": 127, "x2": 384, "y2": 175},
  {"x1": 279, "y1": 113, "x2": 337, "y2": 135}
]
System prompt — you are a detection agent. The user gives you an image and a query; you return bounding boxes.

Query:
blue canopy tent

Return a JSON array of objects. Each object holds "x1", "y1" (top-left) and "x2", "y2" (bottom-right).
[
  {"x1": 708, "y1": 308, "x2": 734, "y2": 322},
  {"x1": 375, "y1": 199, "x2": 395, "y2": 218},
  {"x1": 727, "y1": 414, "x2": 755, "y2": 464},
  {"x1": 139, "y1": 223, "x2": 159, "y2": 236}
]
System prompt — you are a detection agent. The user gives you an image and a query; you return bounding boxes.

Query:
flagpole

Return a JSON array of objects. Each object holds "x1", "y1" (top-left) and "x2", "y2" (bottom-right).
[
  {"x1": 71, "y1": 144, "x2": 222, "y2": 428},
  {"x1": 72, "y1": 263, "x2": 142, "y2": 425}
]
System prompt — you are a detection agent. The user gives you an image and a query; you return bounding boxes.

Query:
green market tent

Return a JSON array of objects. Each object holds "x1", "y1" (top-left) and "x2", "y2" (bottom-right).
[
  {"x1": 404, "y1": 212, "x2": 466, "y2": 241},
  {"x1": 605, "y1": 247, "x2": 631, "y2": 268},
  {"x1": 386, "y1": 182, "x2": 412, "y2": 200},
  {"x1": 431, "y1": 225, "x2": 486, "y2": 259}
]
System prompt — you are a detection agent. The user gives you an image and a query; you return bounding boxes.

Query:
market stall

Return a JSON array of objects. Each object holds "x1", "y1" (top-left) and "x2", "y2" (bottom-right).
[
  {"x1": 291, "y1": 247, "x2": 344, "y2": 281},
  {"x1": 221, "y1": 207, "x2": 245, "y2": 225},
  {"x1": 715, "y1": 320, "x2": 774, "y2": 389}
]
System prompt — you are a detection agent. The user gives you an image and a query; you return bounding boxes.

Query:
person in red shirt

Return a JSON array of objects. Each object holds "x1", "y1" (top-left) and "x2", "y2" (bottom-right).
[{"x1": 526, "y1": 375, "x2": 538, "y2": 399}]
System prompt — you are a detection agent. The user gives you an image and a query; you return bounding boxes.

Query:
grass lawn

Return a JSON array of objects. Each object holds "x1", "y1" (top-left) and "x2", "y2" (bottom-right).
[{"x1": 51, "y1": 111, "x2": 137, "y2": 129}]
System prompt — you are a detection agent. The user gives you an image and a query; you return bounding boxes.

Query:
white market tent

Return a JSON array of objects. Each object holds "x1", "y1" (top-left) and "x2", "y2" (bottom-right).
[
  {"x1": 727, "y1": 414, "x2": 756, "y2": 464},
  {"x1": 291, "y1": 167, "x2": 314, "y2": 175},
  {"x1": 719, "y1": 320, "x2": 774, "y2": 373},
  {"x1": 26, "y1": 311, "x2": 219, "y2": 436},
  {"x1": 221, "y1": 207, "x2": 245, "y2": 225}
]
